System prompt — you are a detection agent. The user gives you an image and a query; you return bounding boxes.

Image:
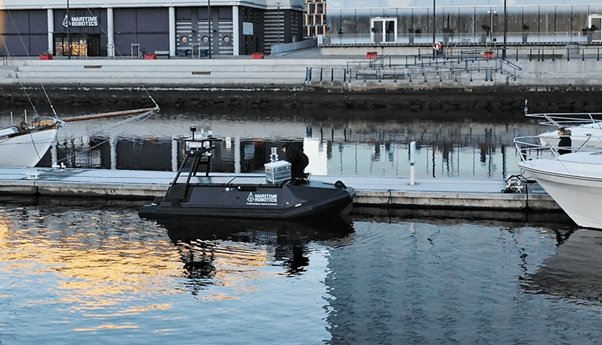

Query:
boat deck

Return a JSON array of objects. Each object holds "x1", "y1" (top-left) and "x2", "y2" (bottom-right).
[{"x1": 0, "y1": 167, "x2": 560, "y2": 214}]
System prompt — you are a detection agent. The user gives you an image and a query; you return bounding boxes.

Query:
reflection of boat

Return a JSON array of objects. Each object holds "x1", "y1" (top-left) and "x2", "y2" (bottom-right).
[
  {"x1": 160, "y1": 215, "x2": 355, "y2": 245},
  {"x1": 523, "y1": 229, "x2": 602, "y2": 302},
  {"x1": 139, "y1": 134, "x2": 355, "y2": 220},
  {"x1": 514, "y1": 135, "x2": 602, "y2": 229},
  {"x1": 0, "y1": 115, "x2": 62, "y2": 167},
  {"x1": 159, "y1": 215, "x2": 354, "y2": 277}
]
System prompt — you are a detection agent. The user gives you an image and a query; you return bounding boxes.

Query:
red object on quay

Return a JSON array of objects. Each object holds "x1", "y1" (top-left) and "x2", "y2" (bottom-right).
[
  {"x1": 252, "y1": 52, "x2": 265, "y2": 59},
  {"x1": 366, "y1": 52, "x2": 378, "y2": 59},
  {"x1": 144, "y1": 53, "x2": 157, "y2": 59},
  {"x1": 39, "y1": 54, "x2": 53, "y2": 60}
]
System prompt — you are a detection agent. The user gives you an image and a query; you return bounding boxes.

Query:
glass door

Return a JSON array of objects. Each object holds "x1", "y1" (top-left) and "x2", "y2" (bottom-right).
[{"x1": 370, "y1": 18, "x2": 397, "y2": 44}]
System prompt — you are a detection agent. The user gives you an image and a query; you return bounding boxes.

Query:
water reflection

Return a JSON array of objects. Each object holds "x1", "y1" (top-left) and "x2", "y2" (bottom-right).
[
  {"x1": 158, "y1": 216, "x2": 355, "y2": 280},
  {"x1": 4, "y1": 201, "x2": 602, "y2": 344},
  {"x1": 2, "y1": 108, "x2": 545, "y2": 179},
  {"x1": 322, "y1": 218, "x2": 580, "y2": 345},
  {"x1": 0, "y1": 204, "x2": 180, "y2": 329},
  {"x1": 523, "y1": 229, "x2": 602, "y2": 302}
]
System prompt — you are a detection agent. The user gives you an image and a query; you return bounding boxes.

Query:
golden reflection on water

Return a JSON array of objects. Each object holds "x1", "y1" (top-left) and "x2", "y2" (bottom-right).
[
  {"x1": 0, "y1": 206, "x2": 274, "y2": 333},
  {"x1": 0, "y1": 213, "x2": 9, "y2": 250}
]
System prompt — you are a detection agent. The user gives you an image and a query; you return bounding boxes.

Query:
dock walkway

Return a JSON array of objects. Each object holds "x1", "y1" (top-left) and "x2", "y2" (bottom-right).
[{"x1": 0, "y1": 167, "x2": 559, "y2": 212}]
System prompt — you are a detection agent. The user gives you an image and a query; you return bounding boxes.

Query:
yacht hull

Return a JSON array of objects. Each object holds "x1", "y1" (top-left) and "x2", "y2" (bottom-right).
[
  {"x1": 519, "y1": 153, "x2": 602, "y2": 229},
  {"x1": 0, "y1": 127, "x2": 58, "y2": 167}
]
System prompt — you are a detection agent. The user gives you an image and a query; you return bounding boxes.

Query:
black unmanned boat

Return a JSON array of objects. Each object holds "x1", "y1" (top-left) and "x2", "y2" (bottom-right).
[{"x1": 139, "y1": 134, "x2": 355, "y2": 220}]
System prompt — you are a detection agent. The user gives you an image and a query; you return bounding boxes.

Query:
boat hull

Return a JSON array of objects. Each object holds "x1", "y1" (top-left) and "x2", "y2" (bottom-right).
[
  {"x1": 519, "y1": 153, "x2": 602, "y2": 229},
  {"x1": 139, "y1": 179, "x2": 355, "y2": 220},
  {"x1": 0, "y1": 127, "x2": 58, "y2": 167}
]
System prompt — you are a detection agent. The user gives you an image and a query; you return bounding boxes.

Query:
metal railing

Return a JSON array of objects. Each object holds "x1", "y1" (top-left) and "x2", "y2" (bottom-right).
[
  {"x1": 306, "y1": 51, "x2": 523, "y2": 83},
  {"x1": 514, "y1": 134, "x2": 602, "y2": 168}
]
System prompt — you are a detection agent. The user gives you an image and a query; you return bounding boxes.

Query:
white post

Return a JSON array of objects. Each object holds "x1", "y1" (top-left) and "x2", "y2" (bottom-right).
[
  {"x1": 107, "y1": 8, "x2": 115, "y2": 58},
  {"x1": 232, "y1": 6, "x2": 240, "y2": 56},
  {"x1": 171, "y1": 136, "x2": 178, "y2": 172},
  {"x1": 169, "y1": 6, "x2": 176, "y2": 57},
  {"x1": 110, "y1": 133, "x2": 117, "y2": 170},
  {"x1": 234, "y1": 135, "x2": 241, "y2": 174},
  {"x1": 47, "y1": 9, "x2": 54, "y2": 54},
  {"x1": 410, "y1": 141, "x2": 416, "y2": 186}
]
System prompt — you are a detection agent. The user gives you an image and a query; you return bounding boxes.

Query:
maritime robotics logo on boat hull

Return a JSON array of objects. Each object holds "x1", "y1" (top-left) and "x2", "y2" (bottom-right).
[{"x1": 247, "y1": 192, "x2": 278, "y2": 206}]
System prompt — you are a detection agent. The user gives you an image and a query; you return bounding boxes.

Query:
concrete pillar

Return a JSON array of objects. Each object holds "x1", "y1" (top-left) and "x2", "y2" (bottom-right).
[
  {"x1": 233, "y1": 6, "x2": 240, "y2": 56},
  {"x1": 169, "y1": 6, "x2": 176, "y2": 57},
  {"x1": 47, "y1": 9, "x2": 53, "y2": 54},
  {"x1": 107, "y1": 8, "x2": 115, "y2": 58}
]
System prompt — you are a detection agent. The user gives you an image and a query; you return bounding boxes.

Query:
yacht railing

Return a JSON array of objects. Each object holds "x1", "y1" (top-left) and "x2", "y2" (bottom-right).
[
  {"x1": 525, "y1": 111, "x2": 602, "y2": 128},
  {"x1": 514, "y1": 135, "x2": 560, "y2": 161},
  {"x1": 514, "y1": 135, "x2": 602, "y2": 165}
]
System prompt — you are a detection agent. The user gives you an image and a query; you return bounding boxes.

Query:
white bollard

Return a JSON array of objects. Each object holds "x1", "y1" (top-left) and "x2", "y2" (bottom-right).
[{"x1": 410, "y1": 141, "x2": 416, "y2": 186}]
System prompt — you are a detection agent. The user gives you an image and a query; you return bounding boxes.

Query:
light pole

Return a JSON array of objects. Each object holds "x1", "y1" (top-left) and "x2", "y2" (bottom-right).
[
  {"x1": 503, "y1": 0, "x2": 507, "y2": 59},
  {"x1": 432, "y1": 0, "x2": 436, "y2": 58},
  {"x1": 487, "y1": 10, "x2": 497, "y2": 44},
  {"x1": 276, "y1": 2, "x2": 282, "y2": 44}
]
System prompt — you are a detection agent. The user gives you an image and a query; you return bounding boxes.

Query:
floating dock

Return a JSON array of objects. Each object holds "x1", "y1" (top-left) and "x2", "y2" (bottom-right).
[{"x1": 0, "y1": 167, "x2": 560, "y2": 214}]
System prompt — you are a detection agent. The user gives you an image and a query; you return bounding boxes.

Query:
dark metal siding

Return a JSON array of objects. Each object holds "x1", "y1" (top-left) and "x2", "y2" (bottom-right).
[
  {"x1": 1, "y1": 10, "x2": 48, "y2": 56},
  {"x1": 114, "y1": 8, "x2": 169, "y2": 57}
]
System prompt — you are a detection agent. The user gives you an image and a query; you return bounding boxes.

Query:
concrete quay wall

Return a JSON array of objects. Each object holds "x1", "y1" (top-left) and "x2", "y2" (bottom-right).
[{"x1": 0, "y1": 55, "x2": 601, "y2": 113}]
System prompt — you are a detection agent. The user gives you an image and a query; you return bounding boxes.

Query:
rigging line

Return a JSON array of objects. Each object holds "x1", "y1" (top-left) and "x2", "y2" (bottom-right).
[
  {"x1": 78, "y1": 0, "x2": 160, "y2": 109},
  {"x1": 52, "y1": 109, "x2": 155, "y2": 166},
  {"x1": 27, "y1": 130, "x2": 43, "y2": 161},
  {"x1": 59, "y1": 108, "x2": 155, "y2": 143},
  {"x1": 1, "y1": 0, "x2": 57, "y2": 118}
]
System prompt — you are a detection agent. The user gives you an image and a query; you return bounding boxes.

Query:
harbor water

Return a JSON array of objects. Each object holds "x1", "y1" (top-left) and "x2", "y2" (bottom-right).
[
  {"x1": 3, "y1": 107, "x2": 602, "y2": 344},
  {"x1": 2, "y1": 201, "x2": 602, "y2": 344}
]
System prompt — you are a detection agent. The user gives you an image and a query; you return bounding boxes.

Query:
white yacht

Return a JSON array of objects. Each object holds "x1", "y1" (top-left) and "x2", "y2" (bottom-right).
[{"x1": 515, "y1": 135, "x2": 602, "y2": 229}]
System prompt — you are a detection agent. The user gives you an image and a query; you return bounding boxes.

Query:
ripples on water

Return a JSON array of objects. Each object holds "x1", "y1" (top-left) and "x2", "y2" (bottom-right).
[{"x1": 2, "y1": 201, "x2": 602, "y2": 344}]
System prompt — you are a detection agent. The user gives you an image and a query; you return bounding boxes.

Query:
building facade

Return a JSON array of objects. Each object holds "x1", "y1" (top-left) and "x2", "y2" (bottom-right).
[
  {"x1": 324, "y1": 4, "x2": 602, "y2": 45},
  {"x1": 304, "y1": 0, "x2": 326, "y2": 37},
  {"x1": 0, "y1": 0, "x2": 305, "y2": 57}
]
